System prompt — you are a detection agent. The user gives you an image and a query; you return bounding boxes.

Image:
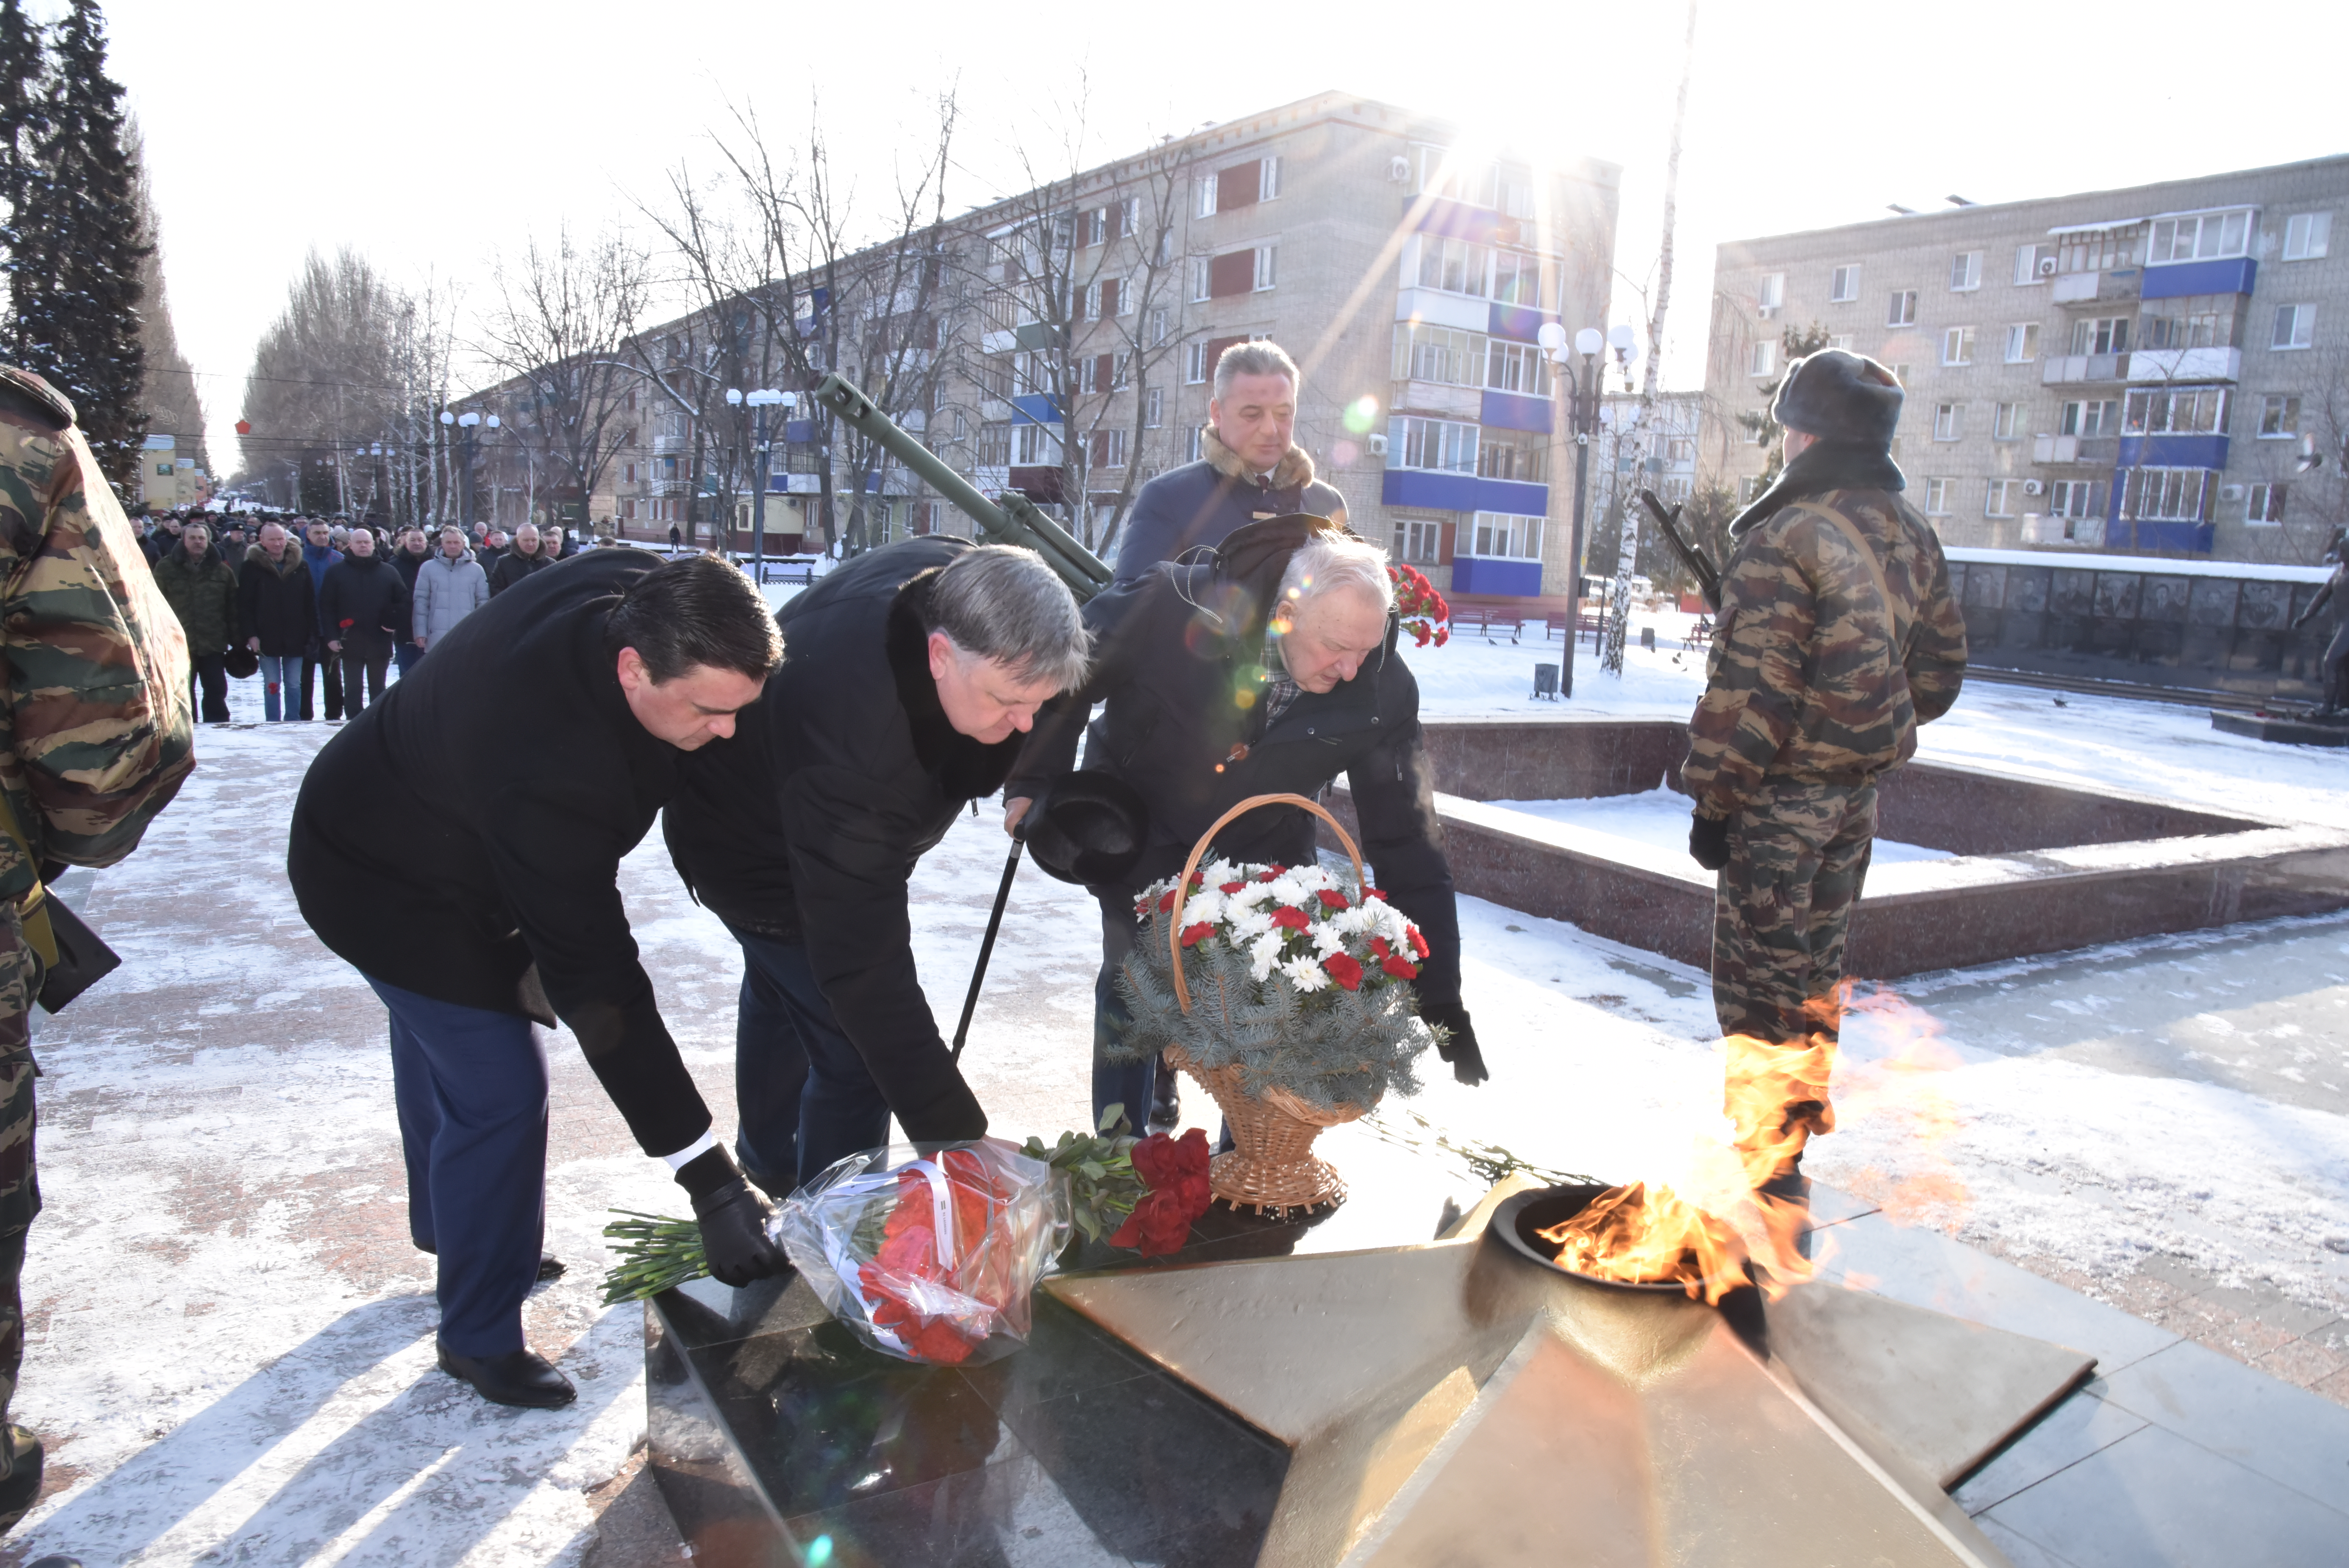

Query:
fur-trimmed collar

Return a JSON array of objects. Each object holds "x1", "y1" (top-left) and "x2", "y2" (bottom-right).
[
  {"x1": 244, "y1": 542, "x2": 306, "y2": 577},
  {"x1": 1202, "y1": 425, "x2": 1316, "y2": 490},
  {"x1": 1729, "y1": 439, "x2": 1907, "y2": 538},
  {"x1": 884, "y1": 569, "x2": 1023, "y2": 801}
]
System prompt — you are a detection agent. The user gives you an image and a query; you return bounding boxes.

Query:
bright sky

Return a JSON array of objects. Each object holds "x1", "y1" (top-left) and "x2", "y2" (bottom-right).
[{"x1": 94, "y1": 0, "x2": 2349, "y2": 480}]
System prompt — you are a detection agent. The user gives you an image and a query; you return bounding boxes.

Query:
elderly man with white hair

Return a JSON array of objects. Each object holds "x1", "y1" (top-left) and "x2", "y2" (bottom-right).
[{"x1": 1008, "y1": 514, "x2": 1485, "y2": 1136}]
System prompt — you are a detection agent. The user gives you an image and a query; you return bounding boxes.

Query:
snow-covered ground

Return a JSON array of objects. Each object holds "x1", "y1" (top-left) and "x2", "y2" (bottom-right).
[
  {"x1": 2, "y1": 613, "x2": 2344, "y2": 1564},
  {"x1": 1486, "y1": 785, "x2": 1948, "y2": 864}
]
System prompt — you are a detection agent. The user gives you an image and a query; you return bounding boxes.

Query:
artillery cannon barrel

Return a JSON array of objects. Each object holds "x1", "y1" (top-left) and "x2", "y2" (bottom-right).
[{"x1": 810, "y1": 374, "x2": 1113, "y2": 600}]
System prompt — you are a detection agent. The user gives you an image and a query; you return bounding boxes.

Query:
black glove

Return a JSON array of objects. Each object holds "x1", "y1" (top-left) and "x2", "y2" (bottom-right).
[
  {"x1": 1688, "y1": 811, "x2": 1732, "y2": 872},
  {"x1": 1420, "y1": 998, "x2": 1488, "y2": 1086},
  {"x1": 678, "y1": 1146, "x2": 787, "y2": 1288}
]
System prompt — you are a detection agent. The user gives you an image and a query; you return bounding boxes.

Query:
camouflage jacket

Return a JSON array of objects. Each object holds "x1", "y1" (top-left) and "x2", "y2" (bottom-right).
[
  {"x1": 0, "y1": 368, "x2": 194, "y2": 901},
  {"x1": 1683, "y1": 481, "x2": 1966, "y2": 819}
]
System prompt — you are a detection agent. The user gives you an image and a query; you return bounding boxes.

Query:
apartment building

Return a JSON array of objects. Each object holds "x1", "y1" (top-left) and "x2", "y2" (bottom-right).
[
  {"x1": 470, "y1": 94, "x2": 1619, "y2": 597},
  {"x1": 1706, "y1": 155, "x2": 2349, "y2": 565}
]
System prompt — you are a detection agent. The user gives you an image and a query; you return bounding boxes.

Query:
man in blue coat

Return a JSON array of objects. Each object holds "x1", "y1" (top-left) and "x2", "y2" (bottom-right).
[
  {"x1": 1112, "y1": 340, "x2": 1348, "y2": 580},
  {"x1": 299, "y1": 518, "x2": 344, "y2": 721}
]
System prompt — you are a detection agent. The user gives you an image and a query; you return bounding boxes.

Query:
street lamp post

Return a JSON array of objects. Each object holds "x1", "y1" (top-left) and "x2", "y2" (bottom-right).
[
  {"x1": 1539, "y1": 324, "x2": 1609, "y2": 698},
  {"x1": 743, "y1": 388, "x2": 791, "y2": 581}
]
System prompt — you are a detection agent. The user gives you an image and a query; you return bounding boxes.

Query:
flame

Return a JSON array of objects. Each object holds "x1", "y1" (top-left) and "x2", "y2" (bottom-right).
[{"x1": 1535, "y1": 982, "x2": 1963, "y2": 1304}]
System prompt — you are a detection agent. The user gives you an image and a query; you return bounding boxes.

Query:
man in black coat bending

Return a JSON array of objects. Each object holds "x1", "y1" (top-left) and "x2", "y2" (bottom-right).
[
  {"x1": 1007, "y1": 517, "x2": 1486, "y2": 1131},
  {"x1": 288, "y1": 550, "x2": 784, "y2": 1409},
  {"x1": 664, "y1": 540, "x2": 1089, "y2": 1194}
]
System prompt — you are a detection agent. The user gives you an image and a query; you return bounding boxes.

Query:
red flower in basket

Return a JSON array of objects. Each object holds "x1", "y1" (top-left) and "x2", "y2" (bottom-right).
[
  {"x1": 1323, "y1": 952, "x2": 1364, "y2": 991},
  {"x1": 1269, "y1": 905, "x2": 1311, "y2": 930},
  {"x1": 1110, "y1": 1128, "x2": 1213, "y2": 1256},
  {"x1": 1315, "y1": 889, "x2": 1350, "y2": 911}
]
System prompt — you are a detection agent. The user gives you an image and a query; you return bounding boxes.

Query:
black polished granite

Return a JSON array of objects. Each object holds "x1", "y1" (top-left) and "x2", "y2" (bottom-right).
[{"x1": 645, "y1": 1121, "x2": 1510, "y2": 1567}]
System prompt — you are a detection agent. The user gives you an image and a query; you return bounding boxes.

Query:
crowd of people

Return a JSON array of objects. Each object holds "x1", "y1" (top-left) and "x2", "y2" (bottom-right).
[{"x1": 139, "y1": 511, "x2": 578, "y2": 724}]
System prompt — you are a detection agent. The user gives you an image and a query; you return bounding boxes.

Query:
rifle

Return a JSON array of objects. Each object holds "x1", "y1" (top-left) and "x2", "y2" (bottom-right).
[
  {"x1": 810, "y1": 373, "x2": 1114, "y2": 602},
  {"x1": 1636, "y1": 487, "x2": 1723, "y2": 613}
]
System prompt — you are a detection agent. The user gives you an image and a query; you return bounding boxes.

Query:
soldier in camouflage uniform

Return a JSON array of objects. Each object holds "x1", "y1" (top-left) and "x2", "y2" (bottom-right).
[
  {"x1": 0, "y1": 367, "x2": 194, "y2": 1528},
  {"x1": 1682, "y1": 351, "x2": 1966, "y2": 1170}
]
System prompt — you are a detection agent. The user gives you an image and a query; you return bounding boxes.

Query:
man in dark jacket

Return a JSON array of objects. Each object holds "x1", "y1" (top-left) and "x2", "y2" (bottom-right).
[
  {"x1": 1009, "y1": 516, "x2": 1483, "y2": 1130},
  {"x1": 319, "y1": 527, "x2": 410, "y2": 717},
  {"x1": 664, "y1": 540, "x2": 1089, "y2": 1193},
  {"x1": 299, "y1": 519, "x2": 344, "y2": 722},
  {"x1": 240, "y1": 521, "x2": 316, "y2": 722},
  {"x1": 151, "y1": 520, "x2": 239, "y2": 723},
  {"x1": 1112, "y1": 340, "x2": 1348, "y2": 580},
  {"x1": 288, "y1": 549, "x2": 785, "y2": 1409},
  {"x1": 488, "y1": 523, "x2": 554, "y2": 596},
  {"x1": 389, "y1": 527, "x2": 433, "y2": 679}
]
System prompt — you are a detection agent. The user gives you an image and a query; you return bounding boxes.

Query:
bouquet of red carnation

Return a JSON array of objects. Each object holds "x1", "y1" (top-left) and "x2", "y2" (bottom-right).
[
  {"x1": 774, "y1": 1141, "x2": 1069, "y2": 1366},
  {"x1": 1389, "y1": 563, "x2": 1451, "y2": 649}
]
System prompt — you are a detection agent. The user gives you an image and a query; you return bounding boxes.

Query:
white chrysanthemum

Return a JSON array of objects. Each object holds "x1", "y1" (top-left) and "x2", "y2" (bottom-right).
[
  {"x1": 1285, "y1": 956, "x2": 1330, "y2": 992},
  {"x1": 1332, "y1": 905, "x2": 1374, "y2": 935},
  {"x1": 1228, "y1": 908, "x2": 1273, "y2": 941},
  {"x1": 1249, "y1": 931, "x2": 1284, "y2": 981},
  {"x1": 1181, "y1": 891, "x2": 1223, "y2": 927},
  {"x1": 1265, "y1": 875, "x2": 1307, "y2": 906},
  {"x1": 1311, "y1": 924, "x2": 1346, "y2": 957}
]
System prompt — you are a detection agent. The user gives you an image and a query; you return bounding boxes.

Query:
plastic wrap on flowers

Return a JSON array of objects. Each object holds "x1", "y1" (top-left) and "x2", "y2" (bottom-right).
[{"x1": 772, "y1": 1142, "x2": 1071, "y2": 1366}]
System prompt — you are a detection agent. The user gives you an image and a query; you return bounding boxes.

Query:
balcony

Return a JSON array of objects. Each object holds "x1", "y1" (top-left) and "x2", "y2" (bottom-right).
[
  {"x1": 2019, "y1": 513, "x2": 2106, "y2": 547},
  {"x1": 1393, "y1": 379, "x2": 1482, "y2": 420},
  {"x1": 2126, "y1": 346, "x2": 2241, "y2": 383},
  {"x1": 2030, "y1": 434, "x2": 2115, "y2": 465},
  {"x1": 652, "y1": 433, "x2": 690, "y2": 455},
  {"x1": 2041, "y1": 353, "x2": 2130, "y2": 385},
  {"x1": 2142, "y1": 256, "x2": 2256, "y2": 301},
  {"x1": 2051, "y1": 270, "x2": 2142, "y2": 305}
]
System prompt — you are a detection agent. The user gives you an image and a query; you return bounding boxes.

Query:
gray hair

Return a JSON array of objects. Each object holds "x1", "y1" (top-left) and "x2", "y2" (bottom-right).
[
  {"x1": 1213, "y1": 339, "x2": 1301, "y2": 403},
  {"x1": 1278, "y1": 533, "x2": 1394, "y2": 616},
  {"x1": 928, "y1": 544, "x2": 1090, "y2": 690}
]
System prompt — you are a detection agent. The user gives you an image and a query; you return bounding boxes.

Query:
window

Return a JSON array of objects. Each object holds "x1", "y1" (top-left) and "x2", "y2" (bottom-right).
[
  {"x1": 1089, "y1": 428, "x2": 1127, "y2": 468},
  {"x1": 1149, "y1": 308, "x2": 1169, "y2": 346},
  {"x1": 2148, "y1": 209, "x2": 2252, "y2": 264},
  {"x1": 976, "y1": 423, "x2": 1011, "y2": 466},
  {"x1": 1083, "y1": 207, "x2": 1107, "y2": 247},
  {"x1": 1387, "y1": 415, "x2": 1479, "y2": 473},
  {"x1": 1889, "y1": 363, "x2": 1911, "y2": 385},
  {"x1": 1260, "y1": 156, "x2": 1282, "y2": 201},
  {"x1": 1740, "y1": 476, "x2": 1767, "y2": 502},
  {"x1": 1942, "y1": 326, "x2": 1975, "y2": 365},
  {"x1": 2071, "y1": 316, "x2": 2130, "y2": 355},
  {"x1": 2139, "y1": 294, "x2": 2240, "y2": 351},
  {"x1": 2049, "y1": 479, "x2": 2099, "y2": 519},
  {"x1": 1923, "y1": 477, "x2": 1953, "y2": 515},
  {"x1": 624, "y1": 462, "x2": 638, "y2": 483},
  {"x1": 2274, "y1": 304, "x2": 2315, "y2": 350},
  {"x1": 1463, "y1": 511, "x2": 1543, "y2": 561},
  {"x1": 1758, "y1": 273, "x2": 1785, "y2": 310},
  {"x1": 1205, "y1": 249, "x2": 1257, "y2": 298},
  {"x1": 1014, "y1": 423, "x2": 1056, "y2": 465},
  {"x1": 982, "y1": 355, "x2": 1014, "y2": 399},
  {"x1": 1932, "y1": 403, "x2": 1964, "y2": 442},
  {"x1": 1888, "y1": 290, "x2": 1918, "y2": 326},
  {"x1": 1993, "y1": 402, "x2": 2023, "y2": 440},
  {"x1": 1829, "y1": 334, "x2": 1854, "y2": 352},
  {"x1": 1185, "y1": 427, "x2": 1203, "y2": 462},
  {"x1": 1145, "y1": 387, "x2": 1164, "y2": 428},
  {"x1": 1184, "y1": 341, "x2": 1208, "y2": 384},
  {"x1": 1950, "y1": 251, "x2": 1982, "y2": 291},
  {"x1": 2058, "y1": 225, "x2": 2144, "y2": 274},
  {"x1": 2004, "y1": 323, "x2": 2039, "y2": 363},
  {"x1": 2119, "y1": 466, "x2": 2213, "y2": 522},
  {"x1": 1986, "y1": 478, "x2": 2021, "y2": 517},
  {"x1": 2247, "y1": 482, "x2": 2287, "y2": 524},
  {"x1": 1253, "y1": 244, "x2": 1278, "y2": 291},
  {"x1": 1830, "y1": 264, "x2": 1859, "y2": 302},
  {"x1": 1189, "y1": 258, "x2": 1210, "y2": 302},
  {"x1": 1196, "y1": 176, "x2": 1218, "y2": 218},
  {"x1": 1486, "y1": 339, "x2": 1551, "y2": 396},
  {"x1": 2122, "y1": 386, "x2": 2229, "y2": 435},
  {"x1": 2061, "y1": 399, "x2": 2118, "y2": 437},
  {"x1": 2283, "y1": 212, "x2": 2331, "y2": 261},
  {"x1": 1748, "y1": 340, "x2": 1777, "y2": 377},
  {"x1": 2258, "y1": 395, "x2": 2301, "y2": 438},
  {"x1": 1391, "y1": 518, "x2": 1443, "y2": 564},
  {"x1": 2014, "y1": 243, "x2": 2057, "y2": 284},
  {"x1": 1491, "y1": 251, "x2": 1553, "y2": 308},
  {"x1": 1393, "y1": 323, "x2": 1487, "y2": 385},
  {"x1": 1415, "y1": 235, "x2": 1492, "y2": 297},
  {"x1": 1475, "y1": 432, "x2": 1545, "y2": 482},
  {"x1": 1665, "y1": 437, "x2": 1695, "y2": 464}
]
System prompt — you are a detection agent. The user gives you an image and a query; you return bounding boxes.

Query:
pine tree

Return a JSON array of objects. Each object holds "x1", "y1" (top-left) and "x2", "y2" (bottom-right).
[
  {"x1": 0, "y1": 0, "x2": 39, "y2": 242},
  {"x1": 11, "y1": 0, "x2": 147, "y2": 489}
]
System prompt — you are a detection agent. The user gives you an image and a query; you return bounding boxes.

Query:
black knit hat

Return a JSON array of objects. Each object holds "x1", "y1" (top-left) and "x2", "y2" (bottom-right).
[{"x1": 1772, "y1": 349, "x2": 1903, "y2": 448}]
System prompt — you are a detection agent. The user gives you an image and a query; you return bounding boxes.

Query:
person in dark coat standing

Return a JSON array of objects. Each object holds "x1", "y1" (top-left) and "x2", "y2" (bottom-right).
[
  {"x1": 239, "y1": 521, "x2": 316, "y2": 722},
  {"x1": 318, "y1": 527, "x2": 410, "y2": 717},
  {"x1": 287, "y1": 550, "x2": 786, "y2": 1409},
  {"x1": 488, "y1": 523, "x2": 554, "y2": 596},
  {"x1": 1007, "y1": 517, "x2": 1484, "y2": 1131},
  {"x1": 1112, "y1": 340, "x2": 1348, "y2": 581},
  {"x1": 663, "y1": 541, "x2": 1089, "y2": 1193},
  {"x1": 299, "y1": 519, "x2": 344, "y2": 722},
  {"x1": 389, "y1": 527, "x2": 433, "y2": 679},
  {"x1": 150, "y1": 520, "x2": 239, "y2": 723}
]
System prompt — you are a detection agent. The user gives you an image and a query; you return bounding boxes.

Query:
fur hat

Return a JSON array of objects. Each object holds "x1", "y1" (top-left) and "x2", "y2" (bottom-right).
[{"x1": 1772, "y1": 350, "x2": 1903, "y2": 448}]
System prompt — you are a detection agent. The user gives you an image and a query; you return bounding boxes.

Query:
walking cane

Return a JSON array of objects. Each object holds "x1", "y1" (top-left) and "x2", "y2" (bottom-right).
[{"x1": 952, "y1": 830, "x2": 1025, "y2": 1062}]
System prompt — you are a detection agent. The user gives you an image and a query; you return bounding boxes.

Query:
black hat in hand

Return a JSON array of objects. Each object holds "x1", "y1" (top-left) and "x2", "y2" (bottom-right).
[{"x1": 1023, "y1": 771, "x2": 1150, "y2": 886}]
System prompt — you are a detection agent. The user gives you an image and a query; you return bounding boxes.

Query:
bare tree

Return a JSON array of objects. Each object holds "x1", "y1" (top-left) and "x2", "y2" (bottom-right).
[{"x1": 234, "y1": 246, "x2": 418, "y2": 515}]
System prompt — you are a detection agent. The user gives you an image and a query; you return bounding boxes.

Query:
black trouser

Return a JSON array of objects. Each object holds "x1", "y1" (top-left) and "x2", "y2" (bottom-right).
[
  {"x1": 189, "y1": 653, "x2": 229, "y2": 723},
  {"x1": 340, "y1": 648, "x2": 390, "y2": 716},
  {"x1": 303, "y1": 648, "x2": 342, "y2": 721}
]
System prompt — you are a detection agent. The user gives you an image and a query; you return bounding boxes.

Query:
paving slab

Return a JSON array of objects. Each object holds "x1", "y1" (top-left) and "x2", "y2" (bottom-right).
[{"x1": 2092, "y1": 1338, "x2": 2349, "y2": 1509}]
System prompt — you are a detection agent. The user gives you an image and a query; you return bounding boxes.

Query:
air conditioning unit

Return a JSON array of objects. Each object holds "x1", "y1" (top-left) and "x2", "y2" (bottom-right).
[
  {"x1": 1367, "y1": 432, "x2": 1389, "y2": 457},
  {"x1": 2221, "y1": 483, "x2": 2245, "y2": 500},
  {"x1": 1757, "y1": 305, "x2": 1779, "y2": 320},
  {"x1": 2038, "y1": 255, "x2": 2058, "y2": 277},
  {"x1": 1387, "y1": 155, "x2": 1410, "y2": 184},
  {"x1": 2023, "y1": 479, "x2": 2044, "y2": 495}
]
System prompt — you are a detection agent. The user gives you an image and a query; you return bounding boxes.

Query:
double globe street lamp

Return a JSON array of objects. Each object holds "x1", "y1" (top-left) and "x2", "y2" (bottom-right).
[{"x1": 725, "y1": 387, "x2": 798, "y2": 576}]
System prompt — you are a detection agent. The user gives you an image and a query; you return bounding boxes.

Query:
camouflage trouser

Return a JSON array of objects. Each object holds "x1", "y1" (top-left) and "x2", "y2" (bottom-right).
[
  {"x1": 1711, "y1": 779, "x2": 1877, "y2": 1046},
  {"x1": 0, "y1": 903, "x2": 41, "y2": 1444}
]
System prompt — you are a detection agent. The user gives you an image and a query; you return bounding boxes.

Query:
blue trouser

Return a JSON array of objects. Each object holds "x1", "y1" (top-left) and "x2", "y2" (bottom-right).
[
  {"x1": 366, "y1": 975, "x2": 547, "y2": 1357},
  {"x1": 257, "y1": 654, "x2": 299, "y2": 722},
  {"x1": 1092, "y1": 894, "x2": 1157, "y2": 1136},
  {"x1": 727, "y1": 923, "x2": 892, "y2": 1194},
  {"x1": 394, "y1": 641, "x2": 422, "y2": 679}
]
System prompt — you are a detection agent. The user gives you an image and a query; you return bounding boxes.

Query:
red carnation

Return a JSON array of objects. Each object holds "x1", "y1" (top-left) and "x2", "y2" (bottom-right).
[
  {"x1": 1408, "y1": 926, "x2": 1430, "y2": 958},
  {"x1": 1363, "y1": 887, "x2": 1388, "y2": 902},
  {"x1": 1179, "y1": 921, "x2": 1212, "y2": 947},
  {"x1": 1220, "y1": 881, "x2": 1245, "y2": 894},
  {"x1": 1157, "y1": 888, "x2": 1180, "y2": 912},
  {"x1": 1269, "y1": 906, "x2": 1310, "y2": 930},
  {"x1": 1324, "y1": 952, "x2": 1364, "y2": 991},
  {"x1": 1316, "y1": 889, "x2": 1350, "y2": 911},
  {"x1": 1369, "y1": 935, "x2": 1392, "y2": 959},
  {"x1": 1381, "y1": 956, "x2": 1420, "y2": 980}
]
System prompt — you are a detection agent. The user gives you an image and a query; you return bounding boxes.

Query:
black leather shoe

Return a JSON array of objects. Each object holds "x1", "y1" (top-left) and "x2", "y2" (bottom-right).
[
  {"x1": 1148, "y1": 1058, "x2": 1181, "y2": 1133},
  {"x1": 0, "y1": 1424, "x2": 43, "y2": 1531},
  {"x1": 536, "y1": 1254, "x2": 566, "y2": 1282},
  {"x1": 437, "y1": 1344, "x2": 577, "y2": 1408},
  {"x1": 26, "y1": 1557, "x2": 84, "y2": 1567}
]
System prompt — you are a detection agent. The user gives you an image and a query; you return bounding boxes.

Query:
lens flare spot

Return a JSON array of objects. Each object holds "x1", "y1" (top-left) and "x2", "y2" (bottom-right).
[
  {"x1": 806, "y1": 1537, "x2": 836, "y2": 1566},
  {"x1": 1343, "y1": 395, "x2": 1380, "y2": 434}
]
